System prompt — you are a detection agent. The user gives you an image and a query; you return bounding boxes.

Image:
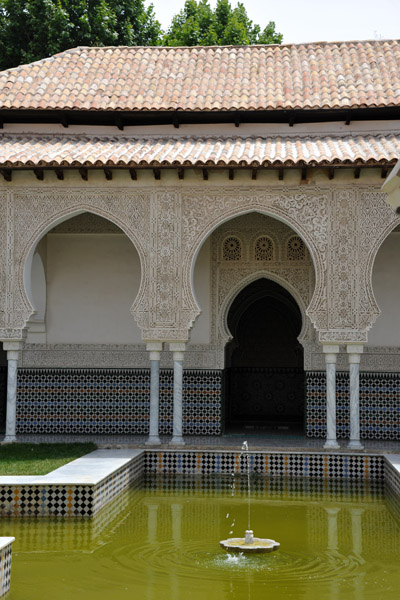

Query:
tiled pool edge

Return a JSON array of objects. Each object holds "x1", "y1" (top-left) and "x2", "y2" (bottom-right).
[
  {"x1": 0, "y1": 538, "x2": 14, "y2": 597},
  {"x1": 0, "y1": 449, "x2": 145, "y2": 517},
  {"x1": 0, "y1": 450, "x2": 399, "y2": 517}
]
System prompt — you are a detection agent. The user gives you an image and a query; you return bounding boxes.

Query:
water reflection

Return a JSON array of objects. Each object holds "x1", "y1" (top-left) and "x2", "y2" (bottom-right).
[{"x1": 0, "y1": 475, "x2": 399, "y2": 600}]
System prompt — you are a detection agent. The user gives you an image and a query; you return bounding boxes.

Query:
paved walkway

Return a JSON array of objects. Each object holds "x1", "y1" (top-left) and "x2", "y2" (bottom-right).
[
  {"x1": 0, "y1": 449, "x2": 142, "y2": 485},
  {"x1": 10, "y1": 433, "x2": 400, "y2": 454}
]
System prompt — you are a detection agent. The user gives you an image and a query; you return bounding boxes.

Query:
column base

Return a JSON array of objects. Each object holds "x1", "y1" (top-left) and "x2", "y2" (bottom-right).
[
  {"x1": 3, "y1": 435, "x2": 17, "y2": 443},
  {"x1": 145, "y1": 436, "x2": 161, "y2": 446},
  {"x1": 169, "y1": 436, "x2": 185, "y2": 446},
  {"x1": 323, "y1": 439, "x2": 340, "y2": 449},
  {"x1": 347, "y1": 440, "x2": 364, "y2": 450}
]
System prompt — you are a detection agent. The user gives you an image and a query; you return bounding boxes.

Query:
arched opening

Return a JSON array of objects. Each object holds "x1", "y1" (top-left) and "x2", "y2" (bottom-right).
[
  {"x1": 18, "y1": 211, "x2": 145, "y2": 436},
  {"x1": 369, "y1": 222, "x2": 400, "y2": 347},
  {"x1": 224, "y1": 278, "x2": 304, "y2": 433},
  {"x1": 25, "y1": 211, "x2": 142, "y2": 344}
]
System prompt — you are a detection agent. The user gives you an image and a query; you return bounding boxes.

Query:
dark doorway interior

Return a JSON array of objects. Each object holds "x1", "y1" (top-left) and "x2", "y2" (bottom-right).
[
  {"x1": 0, "y1": 344, "x2": 6, "y2": 432},
  {"x1": 224, "y1": 278, "x2": 304, "y2": 433}
]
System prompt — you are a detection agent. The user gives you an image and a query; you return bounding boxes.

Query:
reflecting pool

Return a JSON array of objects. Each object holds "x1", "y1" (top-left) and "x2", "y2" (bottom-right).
[{"x1": 0, "y1": 475, "x2": 399, "y2": 600}]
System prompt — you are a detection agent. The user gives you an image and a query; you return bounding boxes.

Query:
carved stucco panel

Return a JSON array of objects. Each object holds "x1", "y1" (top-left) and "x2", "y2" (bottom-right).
[
  {"x1": 181, "y1": 187, "x2": 330, "y2": 334},
  {"x1": 327, "y1": 190, "x2": 359, "y2": 329},
  {"x1": 0, "y1": 191, "x2": 9, "y2": 329},
  {"x1": 2, "y1": 183, "x2": 395, "y2": 346},
  {"x1": 149, "y1": 191, "x2": 181, "y2": 326}
]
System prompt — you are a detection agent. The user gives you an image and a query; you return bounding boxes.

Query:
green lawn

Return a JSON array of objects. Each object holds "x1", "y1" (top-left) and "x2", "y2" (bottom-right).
[{"x1": 0, "y1": 442, "x2": 97, "y2": 475}]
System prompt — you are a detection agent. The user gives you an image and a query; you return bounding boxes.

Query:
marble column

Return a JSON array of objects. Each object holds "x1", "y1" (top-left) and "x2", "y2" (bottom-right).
[
  {"x1": 325, "y1": 507, "x2": 340, "y2": 552},
  {"x1": 169, "y1": 342, "x2": 186, "y2": 446},
  {"x1": 145, "y1": 342, "x2": 163, "y2": 446},
  {"x1": 350, "y1": 507, "x2": 364, "y2": 557},
  {"x1": 3, "y1": 341, "x2": 22, "y2": 443},
  {"x1": 347, "y1": 344, "x2": 364, "y2": 450},
  {"x1": 171, "y1": 503, "x2": 182, "y2": 545},
  {"x1": 323, "y1": 344, "x2": 340, "y2": 449},
  {"x1": 147, "y1": 503, "x2": 159, "y2": 544}
]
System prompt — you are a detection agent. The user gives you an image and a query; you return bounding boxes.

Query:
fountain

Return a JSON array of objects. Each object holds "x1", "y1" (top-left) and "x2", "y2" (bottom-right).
[{"x1": 219, "y1": 441, "x2": 280, "y2": 554}]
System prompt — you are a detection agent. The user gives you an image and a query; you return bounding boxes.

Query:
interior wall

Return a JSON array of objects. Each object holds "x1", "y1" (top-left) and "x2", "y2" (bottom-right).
[
  {"x1": 190, "y1": 237, "x2": 211, "y2": 344},
  {"x1": 369, "y1": 231, "x2": 400, "y2": 346},
  {"x1": 46, "y1": 233, "x2": 142, "y2": 344}
]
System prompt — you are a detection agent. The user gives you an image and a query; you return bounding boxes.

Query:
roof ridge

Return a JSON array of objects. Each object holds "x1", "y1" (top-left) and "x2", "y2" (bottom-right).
[
  {"x1": 2, "y1": 37, "x2": 400, "y2": 73},
  {"x1": 45, "y1": 39, "x2": 400, "y2": 50},
  {"x1": 1, "y1": 40, "x2": 400, "y2": 113}
]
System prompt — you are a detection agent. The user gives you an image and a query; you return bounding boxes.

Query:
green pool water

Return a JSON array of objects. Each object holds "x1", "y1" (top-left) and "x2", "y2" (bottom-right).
[{"x1": 0, "y1": 475, "x2": 399, "y2": 600}]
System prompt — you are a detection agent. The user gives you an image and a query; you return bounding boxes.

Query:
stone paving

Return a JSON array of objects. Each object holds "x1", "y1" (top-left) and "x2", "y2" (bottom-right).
[{"x1": 11, "y1": 433, "x2": 400, "y2": 454}]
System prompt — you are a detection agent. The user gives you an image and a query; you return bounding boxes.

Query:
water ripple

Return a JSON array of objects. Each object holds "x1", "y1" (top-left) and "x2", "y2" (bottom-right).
[{"x1": 109, "y1": 539, "x2": 363, "y2": 585}]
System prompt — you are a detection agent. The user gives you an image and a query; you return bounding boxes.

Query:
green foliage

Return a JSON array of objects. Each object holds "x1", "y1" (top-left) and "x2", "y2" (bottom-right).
[
  {"x1": 164, "y1": 0, "x2": 282, "y2": 46},
  {"x1": 0, "y1": 442, "x2": 97, "y2": 475},
  {"x1": 0, "y1": 0, "x2": 162, "y2": 70}
]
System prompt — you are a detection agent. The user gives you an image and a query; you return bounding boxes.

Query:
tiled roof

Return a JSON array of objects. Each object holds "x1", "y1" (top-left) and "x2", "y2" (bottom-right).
[
  {"x1": 0, "y1": 133, "x2": 397, "y2": 167},
  {"x1": 0, "y1": 41, "x2": 400, "y2": 112}
]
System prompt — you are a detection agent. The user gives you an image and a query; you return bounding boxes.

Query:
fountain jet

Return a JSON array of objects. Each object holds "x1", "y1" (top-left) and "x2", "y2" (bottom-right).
[{"x1": 220, "y1": 441, "x2": 280, "y2": 554}]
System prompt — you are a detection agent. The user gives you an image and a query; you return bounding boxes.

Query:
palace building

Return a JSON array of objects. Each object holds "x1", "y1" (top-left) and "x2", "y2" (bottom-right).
[{"x1": 0, "y1": 40, "x2": 399, "y2": 447}]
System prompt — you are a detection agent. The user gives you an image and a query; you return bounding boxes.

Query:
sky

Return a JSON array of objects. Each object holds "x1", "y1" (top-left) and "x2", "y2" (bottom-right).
[{"x1": 148, "y1": 0, "x2": 400, "y2": 44}]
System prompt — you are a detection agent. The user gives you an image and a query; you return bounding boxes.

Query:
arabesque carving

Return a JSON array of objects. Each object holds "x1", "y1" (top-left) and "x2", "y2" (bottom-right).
[
  {"x1": 182, "y1": 187, "x2": 329, "y2": 336},
  {"x1": 207, "y1": 213, "x2": 316, "y2": 368},
  {"x1": 0, "y1": 183, "x2": 397, "y2": 347}
]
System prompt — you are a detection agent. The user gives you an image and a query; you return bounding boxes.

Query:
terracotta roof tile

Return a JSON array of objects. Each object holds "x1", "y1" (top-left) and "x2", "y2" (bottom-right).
[
  {"x1": 0, "y1": 41, "x2": 399, "y2": 112},
  {"x1": 0, "y1": 132, "x2": 397, "y2": 167}
]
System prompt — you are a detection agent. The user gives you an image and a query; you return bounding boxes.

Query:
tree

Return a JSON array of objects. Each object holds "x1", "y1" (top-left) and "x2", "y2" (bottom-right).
[
  {"x1": 0, "y1": 0, "x2": 162, "y2": 70},
  {"x1": 164, "y1": 0, "x2": 282, "y2": 46}
]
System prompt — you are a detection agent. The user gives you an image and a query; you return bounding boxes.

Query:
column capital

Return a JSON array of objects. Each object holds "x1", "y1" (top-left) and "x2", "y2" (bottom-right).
[
  {"x1": 2, "y1": 340, "x2": 23, "y2": 352},
  {"x1": 145, "y1": 341, "x2": 164, "y2": 352},
  {"x1": 146, "y1": 341, "x2": 163, "y2": 361},
  {"x1": 321, "y1": 344, "x2": 340, "y2": 354},
  {"x1": 169, "y1": 342, "x2": 186, "y2": 353},
  {"x1": 346, "y1": 343, "x2": 364, "y2": 356},
  {"x1": 322, "y1": 343, "x2": 340, "y2": 363},
  {"x1": 169, "y1": 342, "x2": 186, "y2": 361}
]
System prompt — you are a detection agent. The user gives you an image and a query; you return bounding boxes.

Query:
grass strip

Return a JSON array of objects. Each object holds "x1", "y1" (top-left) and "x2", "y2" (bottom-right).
[{"x1": 0, "y1": 442, "x2": 97, "y2": 475}]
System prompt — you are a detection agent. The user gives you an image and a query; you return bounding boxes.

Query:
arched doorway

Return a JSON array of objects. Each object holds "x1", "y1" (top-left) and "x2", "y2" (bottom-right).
[{"x1": 224, "y1": 278, "x2": 304, "y2": 433}]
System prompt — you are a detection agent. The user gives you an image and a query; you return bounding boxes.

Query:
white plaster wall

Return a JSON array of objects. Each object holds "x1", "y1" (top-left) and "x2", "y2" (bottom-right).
[
  {"x1": 369, "y1": 232, "x2": 400, "y2": 346},
  {"x1": 190, "y1": 238, "x2": 211, "y2": 344},
  {"x1": 46, "y1": 233, "x2": 142, "y2": 344},
  {"x1": 30, "y1": 252, "x2": 46, "y2": 321}
]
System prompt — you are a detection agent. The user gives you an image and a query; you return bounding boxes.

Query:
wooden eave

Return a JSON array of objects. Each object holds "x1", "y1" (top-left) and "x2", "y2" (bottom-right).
[{"x1": 0, "y1": 106, "x2": 400, "y2": 129}]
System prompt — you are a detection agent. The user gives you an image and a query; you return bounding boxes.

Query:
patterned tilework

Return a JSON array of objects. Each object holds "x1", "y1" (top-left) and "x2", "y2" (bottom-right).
[
  {"x1": 144, "y1": 452, "x2": 385, "y2": 480},
  {"x1": 93, "y1": 452, "x2": 145, "y2": 513},
  {"x1": 143, "y1": 473, "x2": 384, "y2": 500},
  {"x1": 0, "y1": 452, "x2": 397, "y2": 520},
  {"x1": 0, "y1": 453, "x2": 145, "y2": 518},
  {"x1": 0, "y1": 542, "x2": 12, "y2": 597},
  {"x1": 159, "y1": 370, "x2": 222, "y2": 435},
  {"x1": 306, "y1": 372, "x2": 400, "y2": 440},
  {"x1": 384, "y1": 459, "x2": 400, "y2": 500},
  {"x1": 16, "y1": 369, "x2": 222, "y2": 436}
]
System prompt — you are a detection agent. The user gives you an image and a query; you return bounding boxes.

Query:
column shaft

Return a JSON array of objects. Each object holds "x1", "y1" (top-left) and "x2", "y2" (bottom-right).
[
  {"x1": 146, "y1": 343, "x2": 163, "y2": 446},
  {"x1": 3, "y1": 343, "x2": 21, "y2": 443},
  {"x1": 171, "y1": 359, "x2": 184, "y2": 445},
  {"x1": 347, "y1": 345, "x2": 364, "y2": 450},
  {"x1": 323, "y1": 345, "x2": 340, "y2": 449},
  {"x1": 169, "y1": 343, "x2": 186, "y2": 446}
]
